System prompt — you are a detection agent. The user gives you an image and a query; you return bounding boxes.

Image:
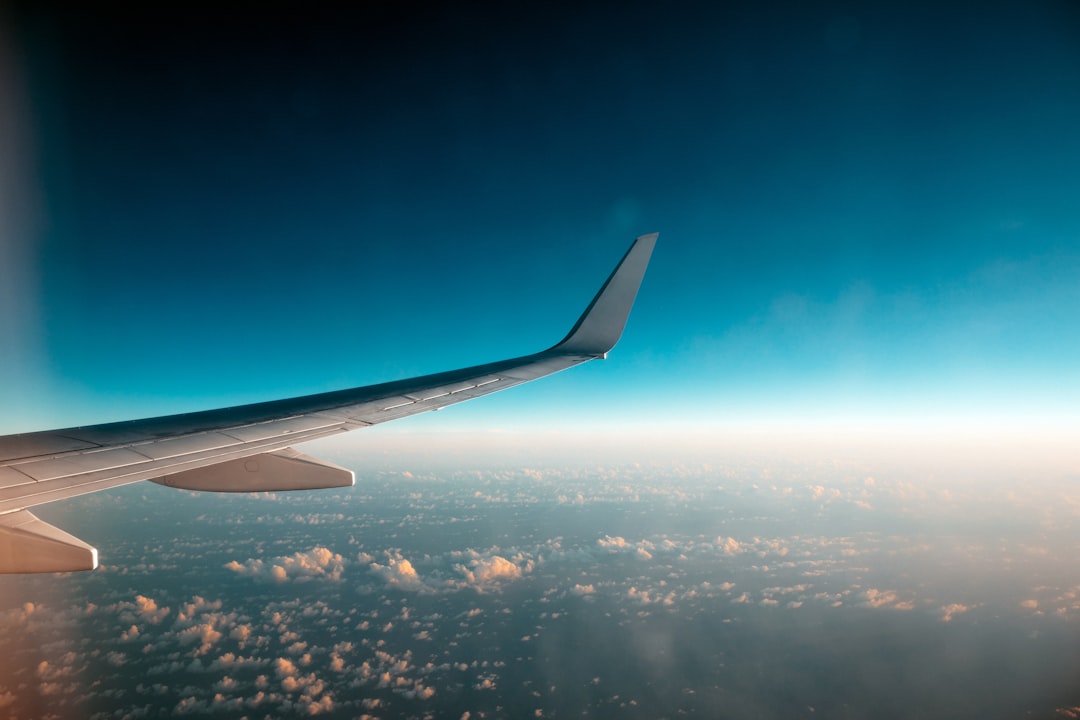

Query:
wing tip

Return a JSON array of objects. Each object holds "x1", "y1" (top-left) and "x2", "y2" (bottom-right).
[{"x1": 552, "y1": 233, "x2": 657, "y2": 356}]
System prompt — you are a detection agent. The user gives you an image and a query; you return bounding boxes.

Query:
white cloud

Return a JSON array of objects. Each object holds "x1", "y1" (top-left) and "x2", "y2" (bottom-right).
[
  {"x1": 275, "y1": 657, "x2": 300, "y2": 678},
  {"x1": 456, "y1": 554, "x2": 526, "y2": 589},
  {"x1": 207, "y1": 653, "x2": 268, "y2": 671},
  {"x1": 179, "y1": 624, "x2": 223, "y2": 655},
  {"x1": 229, "y1": 624, "x2": 252, "y2": 646},
  {"x1": 939, "y1": 603, "x2": 972, "y2": 622},
  {"x1": 365, "y1": 547, "x2": 534, "y2": 594},
  {"x1": 174, "y1": 696, "x2": 208, "y2": 715},
  {"x1": 599, "y1": 535, "x2": 629, "y2": 549},
  {"x1": 369, "y1": 553, "x2": 427, "y2": 592},
  {"x1": 175, "y1": 597, "x2": 223, "y2": 627},
  {"x1": 860, "y1": 588, "x2": 898, "y2": 608},
  {"x1": 718, "y1": 537, "x2": 742, "y2": 555},
  {"x1": 225, "y1": 547, "x2": 346, "y2": 583},
  {"x1": 134, "y1": 595, "x2": 170, "y2": 624}
]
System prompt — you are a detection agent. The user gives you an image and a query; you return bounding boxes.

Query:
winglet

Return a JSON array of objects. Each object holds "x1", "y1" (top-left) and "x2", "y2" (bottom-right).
[{"x1": 551, "y1": 233, "x2": 658, "y2": 356}]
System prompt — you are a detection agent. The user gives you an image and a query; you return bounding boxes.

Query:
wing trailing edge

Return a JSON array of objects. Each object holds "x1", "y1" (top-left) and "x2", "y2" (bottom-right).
[{"x1": 0, "y1": 510, "x2": 98, "y2": 573}]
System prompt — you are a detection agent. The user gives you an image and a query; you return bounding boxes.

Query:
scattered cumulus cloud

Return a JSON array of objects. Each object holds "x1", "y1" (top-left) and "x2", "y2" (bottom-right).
[
  {"x1": 939, "y1": 603, "x2": 973, "y2": 623},
  {"x1": 225, "y1": 547, "x2": 346, "y2": 583},
  {"x1": 369, "y1": 553, "x2": 426, "y2": 592}
]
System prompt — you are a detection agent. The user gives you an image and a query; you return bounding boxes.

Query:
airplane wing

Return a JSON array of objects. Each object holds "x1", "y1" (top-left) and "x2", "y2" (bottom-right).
[{"x1": 0, "y1": 234, "x2": 657, "y2": 573}]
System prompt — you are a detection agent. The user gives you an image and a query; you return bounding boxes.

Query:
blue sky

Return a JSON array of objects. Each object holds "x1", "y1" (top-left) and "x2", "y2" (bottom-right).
[{"x1": 2, "y1": 1, "x2": 1079, "y2": 439}]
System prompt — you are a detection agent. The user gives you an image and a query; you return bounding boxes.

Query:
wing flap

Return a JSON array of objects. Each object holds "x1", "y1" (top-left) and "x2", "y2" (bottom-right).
[
  {"x1": 0, "y1": 434, "x2": 100, "y2": 463},
  {"x1": 129, "y1": 431, "x2": 245, "y2": 461},
  {"x1": 0, "y1": 510, "x2": 98, "y2": 574},
  {"x1": 216, "y1": 415, "x2": 345, "y2": 443},
  {"x1": 14, "y1": 448, "x2": 152, "y2": 482},
  {"x1": 0, "y1": 466, "x2": 34, "y2": 489}
]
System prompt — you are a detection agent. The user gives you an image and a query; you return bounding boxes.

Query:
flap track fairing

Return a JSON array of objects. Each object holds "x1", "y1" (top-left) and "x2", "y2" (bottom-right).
[{"x1": 151, "y1": 448, "x2": 354, "y2": 492}]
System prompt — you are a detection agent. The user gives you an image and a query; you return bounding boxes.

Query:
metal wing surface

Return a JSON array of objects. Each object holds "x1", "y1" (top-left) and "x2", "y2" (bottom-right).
[{"x1": 0, "y1": 234, "x2": 657, "y2": 573}]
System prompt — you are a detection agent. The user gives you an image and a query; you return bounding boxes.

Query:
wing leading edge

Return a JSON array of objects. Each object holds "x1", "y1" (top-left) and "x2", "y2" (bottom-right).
[{"x1": 0, "y1": 234, "x2": 657, "y2": 573}]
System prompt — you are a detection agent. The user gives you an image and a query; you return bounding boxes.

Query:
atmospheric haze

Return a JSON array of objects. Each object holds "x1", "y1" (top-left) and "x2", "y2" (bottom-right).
[{"x1": 2, "y1": 436, "x2": 1079, "y2": 718}]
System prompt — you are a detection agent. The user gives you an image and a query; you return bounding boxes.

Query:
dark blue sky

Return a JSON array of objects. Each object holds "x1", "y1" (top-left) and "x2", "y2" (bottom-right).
[{"x1": 2, "y1": 1, "x2": 1080, "y2": 435}]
